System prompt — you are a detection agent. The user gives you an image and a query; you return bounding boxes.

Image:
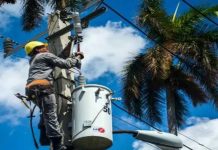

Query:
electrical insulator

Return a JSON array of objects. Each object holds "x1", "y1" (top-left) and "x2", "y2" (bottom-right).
[
  {"x1": 78, "y1": 75, "x2": 86, "y2": 86},
  {"x1": 72, "y1": 12, "x2": 82, "y2": 35},
  {"x1": 3, "y1": 38, "x2": 14, "y2": 57}
]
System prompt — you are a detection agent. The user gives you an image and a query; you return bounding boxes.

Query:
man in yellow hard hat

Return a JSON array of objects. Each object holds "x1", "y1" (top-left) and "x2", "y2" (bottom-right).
[{"x1": 25, "y1": 41, "x2": 84, "y2": 150}]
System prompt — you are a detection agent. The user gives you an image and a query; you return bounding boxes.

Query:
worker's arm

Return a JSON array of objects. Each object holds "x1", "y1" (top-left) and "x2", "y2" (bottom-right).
[{"x1": 42, "y1": 52, "x2": 82, "y2": 69}]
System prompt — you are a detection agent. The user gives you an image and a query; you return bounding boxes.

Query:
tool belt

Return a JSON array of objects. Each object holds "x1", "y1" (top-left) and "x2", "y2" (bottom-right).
[
  {"x1": 26, "y1": 79, "x2": 51, "y2": 89},
  {"x1": 26, "y1": 79, "x2": 54, "y2": 104}
]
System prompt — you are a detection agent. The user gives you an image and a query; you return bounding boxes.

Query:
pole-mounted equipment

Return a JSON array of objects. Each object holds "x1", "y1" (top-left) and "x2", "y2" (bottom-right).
[{"x1": 3, "y1": 38, "x2": 14, "y2": 58}]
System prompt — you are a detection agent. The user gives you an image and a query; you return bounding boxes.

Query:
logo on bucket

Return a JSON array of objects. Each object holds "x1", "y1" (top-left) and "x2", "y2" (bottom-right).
[
  {"x1": 98, "y1": 128, "x2": 105, "y2": 133},
  {"x1": 93, "y1": 127, "x2": 105, "y2": 133}
]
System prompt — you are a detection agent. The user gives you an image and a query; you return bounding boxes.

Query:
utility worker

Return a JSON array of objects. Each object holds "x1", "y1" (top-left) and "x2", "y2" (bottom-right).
[{"x1": 25, "y1": 41, "x2": 84, "y2": 150}]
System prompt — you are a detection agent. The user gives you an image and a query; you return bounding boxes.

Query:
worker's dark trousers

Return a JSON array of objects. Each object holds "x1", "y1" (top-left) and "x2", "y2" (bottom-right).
[
  {"x1": 27, "y1": 87, "x2": 62, "y2": 138},
  {"x1": 41, "y1": 93, "x2": 62, "y2": 138}
]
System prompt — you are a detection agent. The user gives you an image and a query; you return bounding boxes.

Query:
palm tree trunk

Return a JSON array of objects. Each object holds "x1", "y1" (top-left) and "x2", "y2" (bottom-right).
[{"x1": 166, "y1": 85, "x2": 178, "y2": 135}]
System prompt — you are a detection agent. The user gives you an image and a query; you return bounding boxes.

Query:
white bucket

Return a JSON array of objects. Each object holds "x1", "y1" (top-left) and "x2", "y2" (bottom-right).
[{"x1": 72, "y1": 84, "x2": 113, "y2": 150}]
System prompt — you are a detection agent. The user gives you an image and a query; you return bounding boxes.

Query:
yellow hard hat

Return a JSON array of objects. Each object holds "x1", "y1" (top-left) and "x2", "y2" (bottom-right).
[{"x1": 24, "y1": 41, "x2": 48, "y2": 55}]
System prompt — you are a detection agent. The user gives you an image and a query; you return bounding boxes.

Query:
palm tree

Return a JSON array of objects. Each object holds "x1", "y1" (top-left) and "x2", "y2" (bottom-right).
[
  {"x1": 0, "y1": 0, "x2": 86, "y2": 31},
  {"x1": 123, "y1": 0, "x2": 218, "y2": 135},
  {"x1": 22, "y1": 0, "x2": 85, "y2": 31}
]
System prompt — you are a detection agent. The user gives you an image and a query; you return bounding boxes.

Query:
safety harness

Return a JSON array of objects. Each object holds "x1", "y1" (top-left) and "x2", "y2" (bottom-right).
[{"x1": 26, "y1": 79, "x2": 51, "y2": 89}]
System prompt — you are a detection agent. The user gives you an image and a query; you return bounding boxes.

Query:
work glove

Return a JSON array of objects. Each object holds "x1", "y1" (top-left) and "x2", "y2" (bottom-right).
[
  {"x1": 70, "y1": 52, "x2": 83, "y2": 69},
  {"x1": 75, "y1": 58, "x2": 81, "y2": 69},
  {"x1": 75, "y1": 52, "x2": 84, "y2": 59}
]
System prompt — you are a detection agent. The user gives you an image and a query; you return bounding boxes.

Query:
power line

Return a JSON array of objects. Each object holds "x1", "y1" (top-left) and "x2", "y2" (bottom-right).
[
  {"x1": 100, "y1": 2, "x2": 214, "y2": 149},
  {"x1": 179, "y1": 132, "x2": 214, "y2": 150},
  {"x1": 182, "y1": 0, "x2": 218, "y2": 26},
  {"x1": 102, "y1": 1, "x2": 218, "y2": 77},
  {"x1": 112, "y1": 115, "x2": 162, "y2": 150},
  {"x1": 112, "y1": 101, "x2": 161, "y2": 131},
  {"x1": 11, "y1": 1, "x2": 215, "y2": 149},
  {"x1": 112, "y1": 102, "x2": 214, "y2": 150},
  {"x1": 12, "y1": 30, "x2": 48, "y2": 52},
  {"x1": 101, "y1": 1, "x2": 201, "y2": 72},
  {"x1": 113, "y1": 115, "x2": 141, "y2": 130}
]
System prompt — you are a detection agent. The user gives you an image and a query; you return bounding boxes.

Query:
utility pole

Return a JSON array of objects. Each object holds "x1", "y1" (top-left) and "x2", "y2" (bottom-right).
[
  {"x1": 46, "y1": 2, "x2": 105, "y2": 149},
  {"x1": 47, "y1": 11, "x2": 74, "y2": 148},
  {"x1": 2, "y1": 1, "x2": 107, "y2": 149}
]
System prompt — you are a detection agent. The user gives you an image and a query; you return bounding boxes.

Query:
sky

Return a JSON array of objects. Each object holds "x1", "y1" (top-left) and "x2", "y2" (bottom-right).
[{"x1": 0, "y1": 0, "x2": 218, "y2": 150}]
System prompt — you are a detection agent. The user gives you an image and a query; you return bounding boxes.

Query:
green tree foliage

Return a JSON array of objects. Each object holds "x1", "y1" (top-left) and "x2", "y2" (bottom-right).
[
  {"x1": 123, "y1": 0, "x2": 218, "y2": 134},
  {"x1": 22, "y1": 0, "x2": 86, "y2": 31}
]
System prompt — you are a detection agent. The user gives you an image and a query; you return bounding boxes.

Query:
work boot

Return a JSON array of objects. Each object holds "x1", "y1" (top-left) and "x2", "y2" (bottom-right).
[{"x1": 50, "y1": 137, "x2": 67, "y2": 150}]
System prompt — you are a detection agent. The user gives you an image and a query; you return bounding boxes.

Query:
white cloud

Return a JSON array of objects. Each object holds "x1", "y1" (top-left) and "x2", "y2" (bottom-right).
[
  {"x1": 185, "y1": 116, "x2": 210, "y2": 126},
  {"x1": 0, "y1": 54, "x2": 29, "y2": 124},
  {"x1": 81, "y1": 21, "x2": 146, "y2": 80},
  {"x1": 0, "y1": 0, "x2": 22, "y2": 29},
  {"x1": 0, "y1": 0, "x2": 53, "y2": 29},
  {"x1": 0, "y1": 22, "x2": 146, "y2": 125},
  {"x1": 0, "y1": 0, "x2": 22, "y2": 17},
  {"x1": 133, "y1": 140, "x2": 160, "y2": 150},
  {"x1": 132, "y1": 117, "x2": 218, "y2": 150},
  {"x1": 179, "y1": 118, "x2": 218, "y2": 150},
  {"x1": 119, "y1": 116, "x2": 146, "y2": 129}
]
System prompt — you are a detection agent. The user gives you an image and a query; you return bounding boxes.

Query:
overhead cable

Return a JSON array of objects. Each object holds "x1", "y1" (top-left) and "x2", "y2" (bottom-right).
[
  {"x1": 101, "y1": 2, "x2": 198, "y2": 68},
  {"x1": 182, "y1": 0, "x2": 218, "y2": 26},
  {"x1": 113, "y1": 115, "x2": 141, "y2": 129},
  {"x1": 112, "y1": 102, "x2": 213, "y2": 150},
  {"x1": 179, "y1": 132, "x2": 213, "y2": 150},
  {"x1": 112, "y1": 102, "x2": 161, "y2": 131},
  {"x1": 100, "y1": 3, "x2": 214, "y2": 149},
  {"x1": 112, "y1": 115, "x2": 161, "y2": 150}
]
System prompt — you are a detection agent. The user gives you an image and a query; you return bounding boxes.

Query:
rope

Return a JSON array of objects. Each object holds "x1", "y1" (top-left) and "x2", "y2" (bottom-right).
[{"x1": 29, "y1": 103, "x2": 39, "y2": 149}]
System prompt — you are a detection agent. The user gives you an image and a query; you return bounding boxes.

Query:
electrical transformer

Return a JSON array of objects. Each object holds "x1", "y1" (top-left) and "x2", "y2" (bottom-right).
[{"x1": 72, "y1": 84, "x2": 113, "y2": 150}]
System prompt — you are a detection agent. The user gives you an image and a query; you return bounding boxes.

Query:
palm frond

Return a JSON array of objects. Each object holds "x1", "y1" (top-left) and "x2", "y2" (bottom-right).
[
  {"x1": 200, "y1": 29, "x2": 218, "y2": 42},
  {"x1": 138, "y1": 0, "x2": 173, "y2": 41},
  {"x1": 180, "y1": 41, "x2": 218, "y2": 69},
  {"x1": 178, "y1": 43, "x2": 218, "y2": 104},
  {"x1": 0, "y1": 0, "x2": 16, "y2": 6},
  {"x1": 171, "y1": 64, "x2": 214, "y2": 106},
  {"x1": 174, "y1": 91, "x2": 188, "y2": 127},
  {"x1": 123, "y1": 51, "x2": 165, "y2": 124},
  {"x1": 170, "y1": 66, "x2": 208, "y2": 106},
  {"x1": 68, "y1": 0, "x2": 85, "y2": 11},
  {"x1": 47, "y1": 0, "x2": 87, "y2": 11},
  {"x1": 22, "y1": 0, "x2": 45, "y2": 31},
  {"x1": 197, "y1": 45, "x2": 218, "y2": 70},
  {"x1": 141, "y1": 78, "x2": 164, "y2": 124},
  {"x1": 176, "y1": 5, "x2": 218, "y2": 29},
  {"x1": 123, "y1": 54, "x2": 147, "y2": 115}
]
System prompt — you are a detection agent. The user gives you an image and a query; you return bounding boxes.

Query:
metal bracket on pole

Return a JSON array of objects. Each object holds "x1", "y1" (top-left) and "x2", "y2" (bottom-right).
[
  {"x1": 46, "y1": 7, "x2": 106, "y2": 41},
  {"x1": 2, "y1": 7, "x2": 106, "y2": 58}
]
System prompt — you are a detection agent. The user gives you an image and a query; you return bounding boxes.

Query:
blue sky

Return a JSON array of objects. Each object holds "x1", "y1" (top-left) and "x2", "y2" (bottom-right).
[{"x1": 0, "y1": 0, "x2": 218, "y2": 150}]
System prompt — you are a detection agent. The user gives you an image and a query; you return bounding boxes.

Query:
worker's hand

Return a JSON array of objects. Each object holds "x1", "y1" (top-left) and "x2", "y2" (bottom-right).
[
  {"x1": 75, "y1": 52, "x2": 84, "y2": 60},
  {"x1": 75, "y1": 58, "x2": 81, "y2": 69}
]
